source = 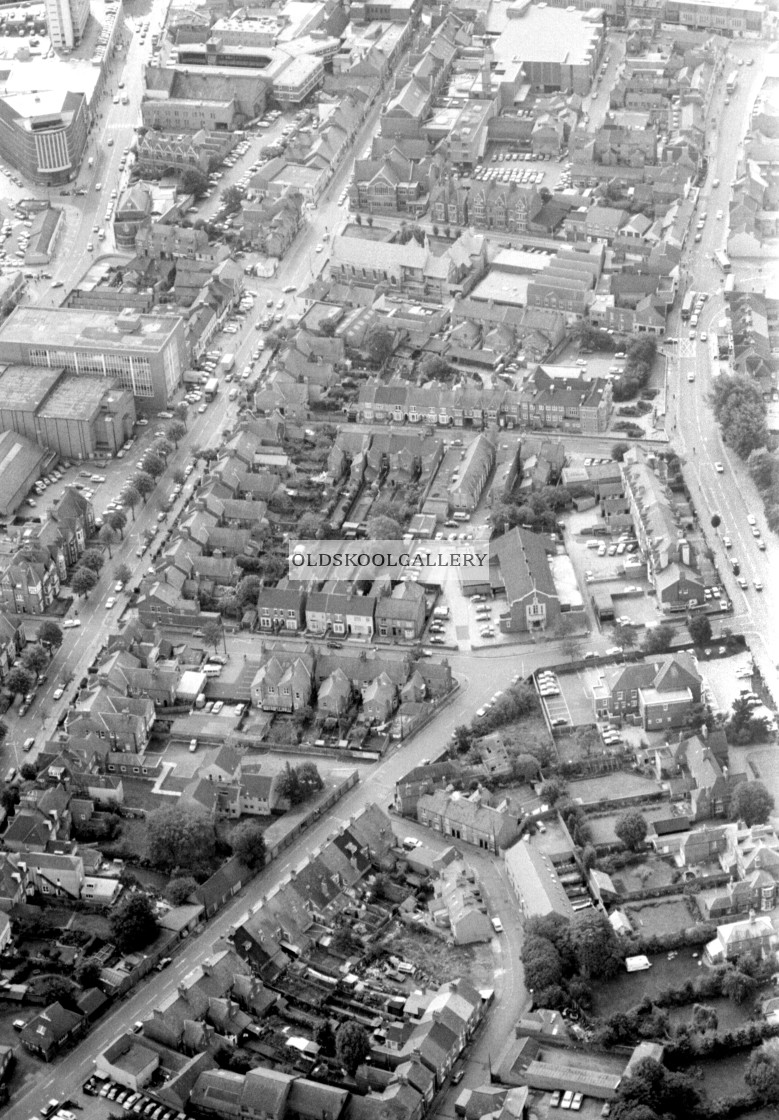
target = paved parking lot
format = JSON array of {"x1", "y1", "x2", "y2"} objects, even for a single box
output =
[
  {"x1": 699, "y1": 652, "x2": 755, "y2": 716},
  {"x1": 559, "y1": 669, "x2": 598, "y2": 726}
]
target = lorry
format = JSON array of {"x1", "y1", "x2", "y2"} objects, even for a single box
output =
[
  {"x1": 204, "y1": 377, "x2": 219, "y2": 401},
  {"x1": 219, "y1": 353, "x2": 235, "y2": 374}
]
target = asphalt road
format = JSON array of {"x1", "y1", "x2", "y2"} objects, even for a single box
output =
[{"x1": 666, "y1": 41, "x2": 779, "y2": 705}]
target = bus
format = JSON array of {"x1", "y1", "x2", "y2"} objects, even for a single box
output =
[
  {"x1": 726, "y1": 71, "x2": 738, "y2": 94},
  {"x1": 204, "y1": 377, "x2": 219, "y2": 401},
  {"x1": 714, "y1": 249, "x2": 731, "y2": 274},
  {"x1": 681, "y1": 291, "x2": 695, "y2": 320}
]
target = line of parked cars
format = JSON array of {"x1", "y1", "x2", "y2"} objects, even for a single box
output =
[
  {"x1": 83, "y1": 1075, "x2": 186, "y2": 1120},
  {"x1": 549, "y1": 1090, "x2": 584, "y2": 1110}
]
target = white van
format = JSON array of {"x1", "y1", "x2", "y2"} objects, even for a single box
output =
[{"x1": 202, "y1": 663, "x2": 223, "y2": 676}]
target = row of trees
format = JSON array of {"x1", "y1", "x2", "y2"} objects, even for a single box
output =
[
  {"x1": 710, "y1": 374, "x2": 769, "y2": 461},
  {"x1": 746, "y1": 446, "x2": 779, "y2": 535},
  {"x1": 612, "y1": 337, "x2": 658, "y2": 402}
]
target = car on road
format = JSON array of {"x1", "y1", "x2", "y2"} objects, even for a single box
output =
[
  {"x1": 491, "y1": 916, "x2": 503, "y2": 933},
  {"x1": 722, "y1": 536, "x2": 732, "y2": 548},
  {"x1": 316, "y1": 242, "x2": 324, "y2": 253},
  {"x1": 754, "y1": 579, "x2": 763, "y2": 591},
  {"x1": 748, "y1": 514, "x2": 756, "y2": 525},
  {"x1": 62, "y1": 619, "x2": 81, "y2": 628},
  {"x1": 687, "y1": 372, "x2": 695, "y2": 381},
  {"x1": 737, "y1": 576, "x2": 748, "y2": 590},
  {"x1": 189, "y1": 739, "x2": 198, "y2": 753},
  {"x1": 700, "y1": 332, "x2": 707, "y2": 342},
  {"x1": 752, "y1": 526, "x2": 761, "y2": 538},
  {"x1": 451, "y1": 1069, "x2": 464, "y2": 1085},
  {"x1": 53, "y1": 687, "x2": 64, "y2": 700},
  {"x1": 714, "y1": 462, "x2": 724, "y2": 473},
  {"x1": 105, "y1": 597, "x2": 116, "y2": 609}
]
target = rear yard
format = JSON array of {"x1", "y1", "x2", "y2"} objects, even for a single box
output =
[
  {"x1": 388, "y1": 927, "x2": 495, "y2": 988},
  {"x1": 624, "y1": 896, "x2": 694, "y2": 937}
]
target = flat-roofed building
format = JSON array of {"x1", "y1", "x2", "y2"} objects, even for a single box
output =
[
  {"x1": 45, "y1": 0, "x2": 89, "y2": 50},
  {"x1": 0, "y1": 307, "x2": 187, "y2": 412},
  {"x1": 0, "y1": 429, "x2": 47, "y2": 515},
  {"x1": 491, "y1": 2, "x2": 604, "y2": 97},
  {"x1": 0, "y1": 89, "x2": 88, "y2": 186},
  {"x1": 665, "y1": 0, "x2": 765, "y2": 34}
]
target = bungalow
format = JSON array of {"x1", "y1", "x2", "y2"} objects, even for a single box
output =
[{"x1": 21, "y1": 1002, "x2": 86, "y2": 1061}]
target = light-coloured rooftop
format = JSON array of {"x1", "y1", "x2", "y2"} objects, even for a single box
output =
[
  {"x1": 491, "y1": 2, "x2": 602, "y2": 67},
  {"x1": 0, "y1": 307, "x2": 182, "y2": 353}
]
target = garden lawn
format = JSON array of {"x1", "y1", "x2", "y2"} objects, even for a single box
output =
[
  {"x1": 591, "y1": 950, "x2": 708, "y2": 1017},
  {"x1": 624, "y1": 897, "x2": 695, "y2": 937}
]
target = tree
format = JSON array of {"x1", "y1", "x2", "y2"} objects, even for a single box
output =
[
  {"x1": 175, "y1": 401, "x2": 189, "y2": 427},
  {"x1": 230, "y1": 820, "x2": 267, "y2": 870},
  {"x1": 612, "y1": 1058, "x2": 701, "y2": 1120},
  {"x1": 110, "y1": 893, "x2": 158, "y2": 953},
  {"x1": 141, "y1": 451, "x2": 165, "y2": 478},
  {"x1": 5, "y1": 665, "x2": 34, "y2": 697},
  {"x1": 335, "y1": 1021, "x2": 370, "y2": 1076},
  {"x1": 202, "y1": 620, "x2": 225, "y2": 654},
  {"x1": 710, "y1": 373, "x2": 769, "y2": 459},
  {"x1": 298, "y1": 512, "x2": 322, "y2": 539},
  {"x1": 99, "y1": 523, "x2": 116, "y2": 558},
  {"x1": 0, "y1": 784, "x2": 19, "y2": 815},
  {"x1": 731, "y1": 780, "x2": 775, "y2": 826},
  {"x1": 513, "y1": 753, "x2": 542, "y2": 782},
  {"x1": 747, "y1": 447, "x2": 778, "y2": 492},
  {"x1": 366, "y1": 325, "x2": 394, "y2": 366},
  {"x1": 710, "y1": 513, "x2": 721, "y2": 530},
  {"x1": 20, "y1": 762, "x2": 37, "y2": 781},
  {"x1": 642, "y1": 624, "x2": 674, "y2": 654},
  {"x1": 181, "y1": 167, "x2": 209, "y2": 198},
  {"x1": 146, "y1": 804, "x2": 217, "y2": 874},
  {"x1": 691, "y1": 1003, "x2": 718, "y2": 1033},
  {"x1": 452, "y1": 725, "x2": 472, "y2": 754},
  {"x1": 611, "y1": 442, "x2": 630, "y2": 462},
  {"x1": 296, "y1": 761, "x2": 323, "y2": 796},
  {"x1": 687, "y1": 614, "x2": 712, "y2": 646},
  {"x1": 120, "y1": 484, "x2": 140, "y2": 520},
  {"x1": 538, "y1": 779, "x2": 567, "y2": 806},
  {"x1": 613, "y1": 623, "x2": 638, "y2": 650},
  {"x1": 23, "y1": 644, "x2": 49, "y2": 676},
  {"x1": 571, "y1": 910, "x2": 623, "y2": 979},
  {"x1": 521, "y1": 936, "x2": 563, "y2": 991},
  {"x1": 153, "y1": 438, "x2": 174, "y2": 461},
  {"x1": 315, "y1": 1020, "x2": 336, "y2": 1057},
  {"x1": 366, "y1": 515, "x2": 404, "y2": 540},
  {"x1": 276, "y1": 761, "x2": 302, "y2": 806},
  {"x1": 72, "y1": 566, "x2": 98, "y2": 597},
  {"x1": 75, "y1": 956, "x2": 103, "y2": 987},
  {"x1": 555, "y1": 615, "x2": 582, "y2": 661},
  {"x1": 165, "y1": 420, "x2": 186, "y2": 448},
  {"x1": 615, "y1": 811, "x2": 648, "y2": 852},
  {"x1": 37, "y1": 621, "x2": 63, "y2": 649},
  {"x1": 134, "y1": 471, "x2": 155, "y2": 501},
  {"x1": 109, "y1": 510, "x2": 127, "y2": 539},
  {"x1": 115, "y1": 563, "x2": 132, "y2": 585},
  {"x1": 722, "y1": 967, "x2": 757, "y2": 1004},
  {"x1": 165, "y1": 876, "x2": 198, "y2": 906},
  {"x1": 80, "y1": 547, "x2": 105, "y2": 573},
  {"x1": 172, "y1": 468, "x2": 186, "y2": 488},
  {"x1": 746, "y1": 1043, "x2": 779, "y2": 1104},
  {"x1": 236, "y1": 575, "x2": 261, "y2": 609},
  {"x1": 221, "y1": 185, "x2": 243, "y2": 213}
]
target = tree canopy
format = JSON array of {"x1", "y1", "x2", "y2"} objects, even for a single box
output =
[
  {"x1": 335, "y1": 1021, "x2": 370, "y2": 1075},
  {"x1": 110, "y1": 894, "x2": 159, "y2": 953},
  {"x1": 146, "y1": 804, "x2": 217, "y2": 874},
  {"x1": 231, "y1": 820, "x2": 267, "y2": 870},
  {"x1": 615, "y1": 811, "x2": 648, "y2": 852},
  {"x1": 72, "y1": 567, "x2": 98, "y2": 597},
  {"x1": 710, "y1": 374, "x2": 769, "y2": 459},
  {"x1": 571, "y1": 910, "x2": 623, "y2": 979},
  {"x1": 730, "y1": 780, "x2": 775, "y2": 826}
]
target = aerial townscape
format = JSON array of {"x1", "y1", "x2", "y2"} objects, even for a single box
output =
[{"x1": 1, "y1": 0, "x2": 779, "y2": 1118}]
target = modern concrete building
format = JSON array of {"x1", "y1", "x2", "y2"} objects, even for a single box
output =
[
  {"x1": 0, "y1": 89, "x2": 88, "y2": 186},
  {"x1": 0, "y1": 366, "x2": 136, "y2": 460},
  {"x1": 45, "y1": 0, "x2": 89, "y2": 50},
  {"x1": 0, "y1": 429, "x2": 47, "y2": 515},
  {"x1": 0, "y1": 308, "x2": 187, "y2": 411},
  {"x1": 491, "y1": 2, "x2": 604, "y2": 97}
]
